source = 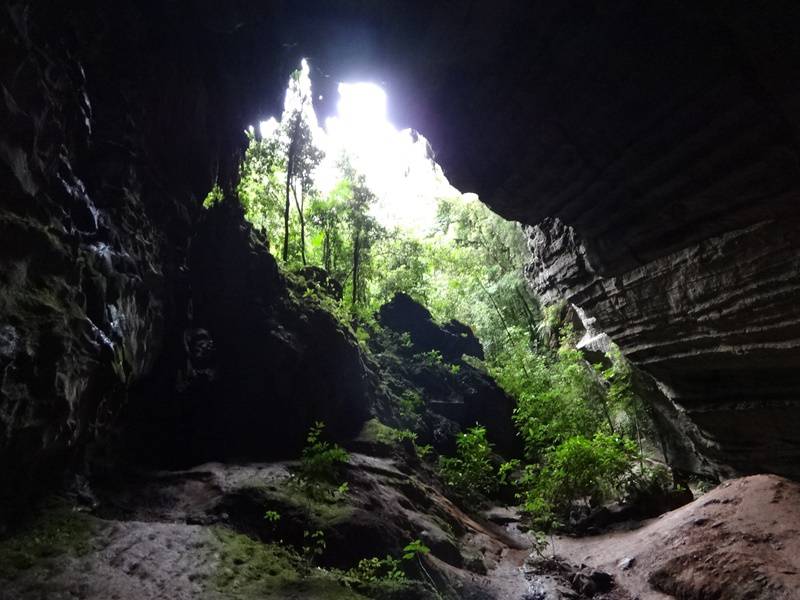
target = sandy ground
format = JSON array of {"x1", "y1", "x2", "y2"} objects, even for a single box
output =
[{"x1": 553, "y1": 474, "x2": 800, "y2": 599}]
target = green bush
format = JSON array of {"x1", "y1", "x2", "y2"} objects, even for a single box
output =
[
  {"x1": 438, "y1": 425, "x2": 496, "y2": 504},
  {"x1": 345, "y1": 555, "x2": 405, "y2": 584},
  {"x1": 494, "y1": 335, "x2": 607, "y2": 462},
  {"x1": 519, "y1": 433, "x2": 636, "y2": 529},
  {"x1": 398, "y1": 390, "x2": 424, "y2": 419}
]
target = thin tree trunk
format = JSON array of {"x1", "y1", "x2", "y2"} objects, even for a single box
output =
[
  {"x1": 476, "y1": 277, "x2": 531, "y2": 378},
  {"x1": 292, "y1": 182, "x2": 306, "y2": 265},
  {"x1": 323, "y1": 230, "x2": 331, "y2": 271},
  {"x1": 515, "y1": 285, "x2": 538, "y2": 340},
  {"x1": 283, "y1": 159, "x2": 292, "y2": 262},
  {"x1": 352, "y1": 229, "x2": 361, "y2": 312}
]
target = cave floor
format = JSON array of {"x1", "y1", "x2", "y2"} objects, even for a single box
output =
[
  {"x1": 2, "y1": 457, "x2": 799, "y2": 599},
  {"x1": 553, "y1": 474, "x2": 800, "y2": 599}
]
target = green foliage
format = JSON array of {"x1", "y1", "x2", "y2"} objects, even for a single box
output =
[
  {"x1": 398, "y1": 389, "x2": 424, "y2": 419},
  {"x1": 340, "y1": 539, "x2": 428, "y2": 590},
  {"x1": 498, "y1": 459, "x2": 521, "y2": 487},
  {"x1": 495, "y1": 332, "x2": 608, "y2": 462},
  {"x1": 345, "y1": 555, "x2": 405, "y2": 584},
  {"x1": 414, "y1": 444, "x2": 433, "y2": 459},
  {"x1": 302, "y1": 529, "x2": 327, "y2": 562},
  {"x1": 518, "y1": 433, "x2": 637, "y2": 529},
  {"x1": 264, "y1": 510, "x2": 281, "y2": 524},
  {"x1": 418, "y1": 349, "x2": 443, "y2": 367},
  {"x1": 203, "y1": 183, "x2": 224, "y2": 209},
  {"x1": 299, "y1": 422, "x2": 349, "y2": 489},
  {"x1": 401, "y1": 539, "x2": 431, "y2": 561},
  {"x1": 438, "y1": 425, "x2": 496, "y2": 504}
]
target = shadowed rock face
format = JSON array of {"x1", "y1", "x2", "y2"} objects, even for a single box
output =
[{"x1": 497, "y1": 5, "x2": 800, "y2": 478}]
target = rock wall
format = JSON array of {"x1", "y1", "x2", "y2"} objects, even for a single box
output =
[
  {"x1": 0, "y1": 2, "x2": 363, "y2": 516},
  {"x1": 494, "y1": 4, "x2": 800, "y2": 479}
]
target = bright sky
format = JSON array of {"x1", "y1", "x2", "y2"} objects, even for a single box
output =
[{"x1": 260, "y1": 60, "x2": 461, "y2": 235}]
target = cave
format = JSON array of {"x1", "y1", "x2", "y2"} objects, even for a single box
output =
[{"x1": 2, "y1": 2, "x2": 800, "y2": 598}]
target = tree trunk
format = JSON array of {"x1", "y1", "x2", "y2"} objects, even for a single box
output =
[
  {"x1": 283, "y1": 159, "x2": 292, "y2": 262},
  {"x1": 323, "y1": 227, "x2": 331, "y2": 272},
  {"x1": 352, "y1": 228, "x2": 361, "y2": 312},
  {"x1": 292, "y1": 182, "x2": 306, "y2": 265}
]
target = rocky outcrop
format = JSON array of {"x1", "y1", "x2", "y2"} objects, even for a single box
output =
[
  {"x1": 374, "y1": 294, "x2": 518, "y2": 457},
  {"x1": 0, "y1": 4, "x2": 193, "y2": 519},
  {"x1": 378, "y1": 293, "x2": 484, "y2": 363},
  {"x1": 121, "y1": 203, "x2": 372, "y2": 466},
  {"x1": 458, "y1": 4, "x2": 800, "y2": 479}
]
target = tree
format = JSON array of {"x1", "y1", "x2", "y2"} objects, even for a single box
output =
[
  {"x1": 339, "y1": 160, "x2": 382, "y2": 314},
  {"x1": 279, "y1": 60, "x2": 324, "y2": 264},
  {"x1": 237, "y1": 126, "x2": 284, "y2": 245}
]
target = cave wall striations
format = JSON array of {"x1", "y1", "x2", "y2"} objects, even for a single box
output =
[{"x1": 498, "y1": 6, "x2": 800, "y2": 479}]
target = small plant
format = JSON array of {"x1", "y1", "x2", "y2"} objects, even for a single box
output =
[
  {"x1": 299, "y1": 421, "x2": 349, "y2": 484},
  {"x1": 263, "y1": 509, "x2": 281, "y2": 537},
  {"x1": 345, "y1": 555, "x2": 405, "y2": 583},
  {"x1": 334, "y1": 482, "x2": 350, "y2": 499},
  {"x1": 498, "y1": 459, "x2": 521, "y2": 487},
  {"x1": 399, "y1": 331, "x2": 413, "y2": 349},
  {"x1": 448, "y1": 363, "x2": 461, "y2": 376},
  {"x1": 414, "y1": 443, "x2": 433, "y2": 459},
  {"x1": 419, "y1": 349, "x2": 443, "y2": 367},
  {"x1": 438, "y1": 425, "x2": 496, "y2": 504},
  {"x1": 341, "y1": 539, "x2": 430, "y2": 589},
  {"x1": 402, "y1": 539, "x2": 430, "y2": 560},
  {"x1": 394, "y1": 429, "x2": 417, "y2": 443},
  {"x1": 302, "y1": 529, "x2": 326, "y2": 562},
  {"x1": 264, "y1": 510, "x2": 281, "y2": 524}
]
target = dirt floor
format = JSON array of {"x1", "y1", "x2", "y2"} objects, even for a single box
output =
[{"x1": 553, "y1": 474, "x2": 800, "y2": 599}]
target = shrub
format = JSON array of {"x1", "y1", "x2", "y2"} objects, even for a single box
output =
[
  {"x1": 438, "y1": 425, "x2": 496, "y2": 503},
  {"x1": 494, "y1": 336, "x2": 606, "y2": 462},
  {"x1": 345, "y1": 555, "x2": 405, "y2": 583},
  {"x1": 341, "y1": 539, "x2": 429, "y2": 588},
  {"x1": 398, "y1": 390, "x2": 424, "y2": 419},
  {"x1": 519, "y1": 433, "x2": 636, "y2": 529},
  {"x1": 299, "y1": 421, "x2": 349, "y2": 485}
]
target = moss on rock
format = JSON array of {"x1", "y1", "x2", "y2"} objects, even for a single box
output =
[
  {"x1": 0, "y1": 502, "x2": 94, "y2": 580},
  {"x1": 211, "y1": 526, "x2": 366, "y2": 599}
]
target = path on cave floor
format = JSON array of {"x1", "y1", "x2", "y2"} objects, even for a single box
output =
[{"x1": 551, "y1": 474, "x2": 800, "y2": 600}]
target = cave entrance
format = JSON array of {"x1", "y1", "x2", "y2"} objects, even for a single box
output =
[{"x1": 222, "y1": 57, "x2": 535, "y2": 351}]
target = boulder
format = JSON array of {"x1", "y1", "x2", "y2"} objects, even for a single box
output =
[{"x1": 378, "y1": 293, "x2": 484, "y2": 363}]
